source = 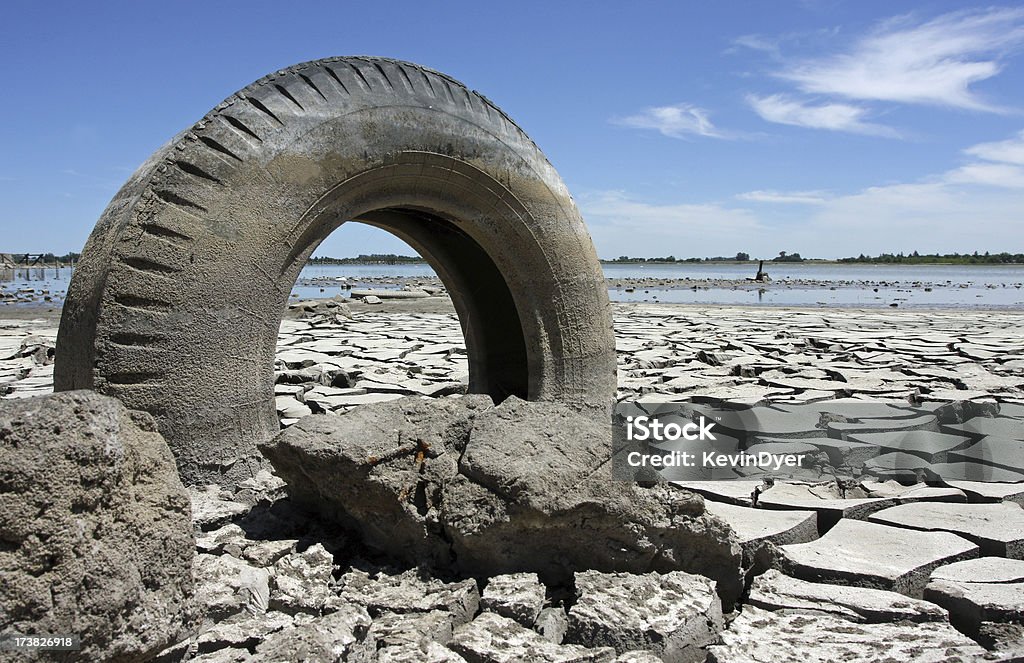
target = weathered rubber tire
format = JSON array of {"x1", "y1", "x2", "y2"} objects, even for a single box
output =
[{"x1": 55, "y1": 57, "x2": 616, "y2": 485}]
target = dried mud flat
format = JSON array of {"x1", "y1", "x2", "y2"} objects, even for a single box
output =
[{"x1": 3, "y1": 299, "x2": 1024, "y2": 661}]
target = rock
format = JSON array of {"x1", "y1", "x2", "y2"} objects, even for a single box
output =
[
  {"x1": 360, "y1": 610, "x2": 464, "y2": 662},
  {"x1": 702, "y1": 501, "x2": 817, "y2": 564},
  {"x1": 263, "y1": 397, "x2": 744, "y2": 607},
  {"x1": 450, "y1": 612, "x2": 616, "y2": 663},
  {"x1": 378, "y1": 641, "x2": 468, "y2": 662},
  {"x1": 672, "y1": 480, "x2": 761, "y2": 506},
  {"x1": 445, "y1": 399, "x2": 743, "y2": 605},
  {"x1": 858, "y1": 480, "x2": 966, "y2": 503},
  {"x1": 0, "y1": 391, "x2": 196, "y2": 661},
  {"x1": 366, "y1": 609, "x2": 457, "y2": 647},
  {"x1": 251, "y1": 603, "x2": 372, "y2": 661},
  {"x1": 778, "y1": 519, "x2": 979, "y2": 597},
  {"x1": 196, "y1": 523, "x2": 248, "y2": 555},
  {"x1": 274, "y1": 395, "x2": 313, "y2": 420},
  {"x1": 194, "y1": 553, "x2": 271, "y2": 621},
  {"x1": 241, "y1": 538, "x2": 297, "y2": 567},
  {"x1": 611, "y1": 653, "x2": 664, "y2": 663},
  {"x1": 194, "y1": 612, "x2": 293, "y2": 655},
  {"x1": 535, "y1": 607, "x2": 569, "y2": 644},
  {"x1": 755, "y1": 481, "x2": 897, "y2": 530},
  {"x1": 480, "y1": 573, "x2": 546, "y2": 627},
  {"x1": 868, "y1": 502, "x2": 1024, "y2": 558},
  {"x1": 190, "y1": 485, "x2": 250, "y2": 531},
  {"x1": 260, "y1": 395, "x2": 495, "y2": 569},
  {"x1": 706, "y1": 605, "x2": 986, "y2": 662},
  {"x1": 746, "y1": 570, "x2": 948, "y2": 623},
  {"x1": 565, "y1": 570, "x2": 723, "y2": 663},
  {"x1": 269, "y1": 543, "x2": 335, "y2": 614},
  {"x1": 942, "y1": 480, "x2": 1024, "y2": 505},
  {"x1": 338, "y1": 568, "x2": 480, "y2": 626},
  {"x1": 924, "y1": 557, "x2": 1024, "y2": 635},
  {"x1": 976, "y1": 622, "x2": 1024, "y2": 659}
]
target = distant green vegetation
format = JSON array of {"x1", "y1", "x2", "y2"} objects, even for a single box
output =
[
  {"x1": 605, "y1": 252, "x2": 753, "y2": 264},
  {"x1": 308, "y1": 254, "x2": 427, "y2": 265},
  {"x1": 2, "y1": 252, "x2": 81, "y2": 265},
  {"x1": 838, "y1": 251, "x2": 1024, "y2": 265}
]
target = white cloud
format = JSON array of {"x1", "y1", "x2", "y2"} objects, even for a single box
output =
[
  {"x1": 746, "y1": 94, "x2": 898, "y2": 137},
  {"x1": 615, "y1": 103, "x2": 727, "y2": 139},
  {"x1": 580, "y1": 131, "x2": 1024, "y2": 258},
  {"x1": 946, "y1": 162, "x2": 1024, "y2": 189},
  {"x1": 736, "y1": 189, "x2": 829, "y2": 204},
  {"x1": 964, "y1": 130, "x2": 1024, "y2": 165},
  {"x1": 778, "y1": 7, "x2": 1024, "y2": 111}
]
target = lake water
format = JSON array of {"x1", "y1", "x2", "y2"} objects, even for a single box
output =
[{"x1": 3, "y1": 262, "x2": 1024, "y2": 309}]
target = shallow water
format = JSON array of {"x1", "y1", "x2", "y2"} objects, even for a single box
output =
[{"x1": 4, "y1": 263, "x2": 1024, "y2": 309}]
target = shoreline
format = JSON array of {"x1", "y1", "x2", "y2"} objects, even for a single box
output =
[{"x1": 6, "y1": 295, "x2": 1024, "y2": 323}]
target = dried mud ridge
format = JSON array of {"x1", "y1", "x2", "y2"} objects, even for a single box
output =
[{"x1": 2, "y1": 302, "x2": 1024, "y2": 661}]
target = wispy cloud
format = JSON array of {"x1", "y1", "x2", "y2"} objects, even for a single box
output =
[
  {"x1": 736, "y1": 189, "x2": 830, "y2": 205},
  {"x1": 746, "y1": 94, "x2": 899, "y2": 137},
  {"x1": 778, "y1": 8, "x2": 1024, "y2": 111},
  {"x1": 615, "y1": 103, "x2": 728, "y2": 139},
  {"x1": 946, "y1": 130, "x2": 1024, "y2": 188},
  {"x1": 964, "y1": 130, "x2": 1024, "y2": 165},
  {"x1": 581, "y1": 130, "x2": 1024, "y2": 258}
]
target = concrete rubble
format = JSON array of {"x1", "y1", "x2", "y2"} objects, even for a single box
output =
[{"x1": 0, "y1": 392, "x2": 196, "y2": 662}]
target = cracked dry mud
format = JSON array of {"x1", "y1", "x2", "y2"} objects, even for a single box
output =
[{"x1": 3, "y1": 300, "x2": 1024, "y2": 661}]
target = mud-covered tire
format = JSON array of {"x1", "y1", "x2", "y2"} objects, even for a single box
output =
[{"x1": 55, "y1": 57, "x2": 616, "y2": 485}]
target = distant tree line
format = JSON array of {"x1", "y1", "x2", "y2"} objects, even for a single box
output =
[
  {"x1": 4, "y1": 252, "x2": 81, "y2": 264},
  {"x1": 838, "y1": 251, "x2": 1024, "y2": 265},
  {"x1": 606, "y1": 252, "x2": 753, "y2": 263},
  {"x1": 308, "y1": 254, "x2": 427, "y2": 265}
]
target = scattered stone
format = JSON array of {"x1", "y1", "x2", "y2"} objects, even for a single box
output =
[
  {"x1": 269, "y1": 543, "x2": 335, "y2": 614},
  {"x1": 190, "y1": 485, "x2": 250, "y2": 531},
  {"x1": 565, "y1": 570, "x2": 723, "y2": 663},
  {"x1": 194, "y1": 554, "x2": 271, "y2": 621},
  {"x1": 706, "y1": 605, "x2": 986, "y2": 662},
  {"x1": 535, "y1": 607, "x2": 569, "y2": 644},
  {"x1": 241, "y1": 538, "x2": 297, "y2": 567},
  {"x1": 779, "y1": 519, "x2": 979, "y2": 597},
  {"x1": 337, "y1": 568, "x2": 480, "y2": 626},
  {"x1": 251, "y1": 603, "x2": 372, "y2": 661},
  {"x1": 264, "y1": 397, "x2": 744, "y2": 606},
  {"x1": 480, "y1": 573, "x2": 546, "y2": 627},
  {"x1": 746, "y1": 570, "x2": 947, "y2": 623},
  {"x1": 0, "y1": 391, "x2": 196, "y2": 661},
  {"x1": 196, "y1": 523, "x2": 248, "y2": 555},
  {"x1": 194, "y1": 612, "x2": 293, "y2": 655},
  {"x1": 450, "y1": 612, "x2": 616, "y2": 663}
]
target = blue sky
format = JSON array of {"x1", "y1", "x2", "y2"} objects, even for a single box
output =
[{"x1": 2, "y1": 0, "x2": 1023, "y2": 259}]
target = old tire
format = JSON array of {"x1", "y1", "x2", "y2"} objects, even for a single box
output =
[{"x1": 55, "y1": 56, "x2": 616, "y2": 485}]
